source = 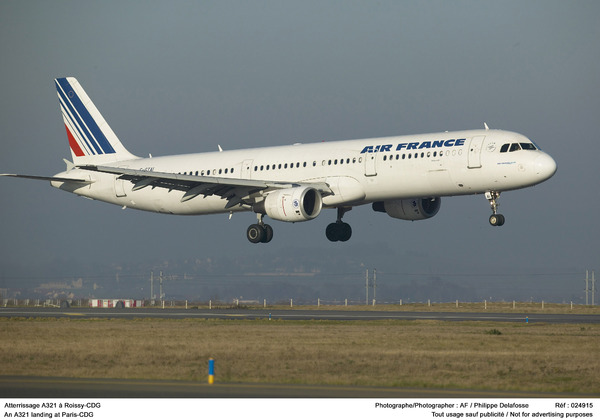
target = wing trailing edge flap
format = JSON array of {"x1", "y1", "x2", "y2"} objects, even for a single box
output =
[{"x1": 79, "y1": 165, "x2": 333, "y2": 208}]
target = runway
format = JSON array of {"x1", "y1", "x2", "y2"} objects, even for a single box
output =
[
  {"x1": 1, "y1": 306, "x2": 599, "y2": 324},
  {"x1": 1, "y1": 376, "x2": 591, "y2": 398}
]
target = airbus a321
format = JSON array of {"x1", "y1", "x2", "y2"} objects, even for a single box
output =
[{"x1": 1, "y1": 77, "x2": 557, "y2": 243}]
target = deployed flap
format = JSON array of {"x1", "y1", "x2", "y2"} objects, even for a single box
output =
[{"x1": 78, "y1": 165, "x2": 333, "y2": 207}]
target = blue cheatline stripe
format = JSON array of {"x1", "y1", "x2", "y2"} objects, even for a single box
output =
[
  {"x1": 57, "y1": 90, "x2": 97, "y2": 156},
  {"x1": 55, "y1": 78, "x2": 116, "y2": 155},
  {"x1": 62, "y1": 108, "x2": 94, "y2": 156},
  {"x1": 55, "y1": 79, "x2": 102, "y2": 155},
  {"x1": 60, "y1": 102, "x2": 95, "y2": 155},
  {"x1": 56, "y1": 78, "x2": 116, "y2": 155}
]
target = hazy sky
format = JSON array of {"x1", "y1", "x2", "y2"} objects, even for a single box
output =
[{"x1": 1, "y1": 1, "x2": 598, "y2": 300}]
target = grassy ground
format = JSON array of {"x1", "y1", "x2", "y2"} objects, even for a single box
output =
[{"x1": 1, "y1": 317, "x2": 598, "y2": 393}]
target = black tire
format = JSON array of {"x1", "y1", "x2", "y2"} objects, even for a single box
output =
[
  {"x1": 326, "y1": 223, "x2": 339, "y2": 242},
  {"x1": 338, "y1": 222, "x2": 352, "y2": 242},
  {"x1": 247, "y1": 224, "x2": 265, "y2": 243},
  {"x1": 489, "y1": 214, "x2": 505, "y2": 226},
  {"x1": 115, "y1": 301, "x2": 124, "y2": 309},
  {"x1": 60, "y1": 300, "x2": 70, "y2": 309},
  {"x1": 261, "y1": 224, "x2": 274, "y2": 243}
]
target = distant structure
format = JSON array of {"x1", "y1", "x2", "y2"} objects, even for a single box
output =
[
  {"x1": 89, "y1": 299, "x2": 144, "y2": 308},
  {"x1": 585, "y1": 270, "x2": 596, "y2": 305}
]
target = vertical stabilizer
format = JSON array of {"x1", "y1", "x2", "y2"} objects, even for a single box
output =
[{"x1": 55, "y1": 77, "x2": 138, "y2": 165}]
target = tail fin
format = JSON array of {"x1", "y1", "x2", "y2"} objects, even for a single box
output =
[{"x1": 55, "y1": 77, "x2": 138, "y2": 165}]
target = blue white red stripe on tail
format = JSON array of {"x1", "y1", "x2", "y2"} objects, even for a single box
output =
[{"x1": 55, "y1": 77, "x2": 116, "y2": 156}]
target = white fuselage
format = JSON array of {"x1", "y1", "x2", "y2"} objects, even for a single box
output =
[{"x1": 51, "y1": 128, "x2": 556, "y2": 216}]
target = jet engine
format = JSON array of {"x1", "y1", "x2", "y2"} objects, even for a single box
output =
[
  {"x1": 372, "y1": 197, "x2": 441, "y2": 221},
  {"x1": 256, "y1": 187, "x2": 323, "y2": 222}
]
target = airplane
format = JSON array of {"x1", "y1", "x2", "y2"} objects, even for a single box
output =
[{"x1": 1, "y1": 77, "x2": 557, "y2": 244}]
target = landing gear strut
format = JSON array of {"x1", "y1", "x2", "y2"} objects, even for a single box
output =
[
  {"x1": 486, "y1": 191, "x2": 505, "y2": 227},
  {"x1": 247, "y1": 214, "x2": 273, "y2": 243},
  {"x1": 326, "y1": 207, "x2": 352, "y2": 242}
]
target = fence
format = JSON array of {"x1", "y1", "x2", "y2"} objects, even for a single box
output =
[{"x1": 2, "y1": 297, "x2": 598, "y2": 312}]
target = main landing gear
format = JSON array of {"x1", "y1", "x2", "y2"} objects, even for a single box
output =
[
  {"x1": 326, "y1": 207, "x2": 352, "y2": 242},
  {"x1": 486, "y1": 191, "x2": 505, "y2": 227},
  {"x1": 246, "y1": 208, "x2": 355, "y2": 244},
  {"x1": 247, "y1": 214, "x2": 273, "y2": 243}
]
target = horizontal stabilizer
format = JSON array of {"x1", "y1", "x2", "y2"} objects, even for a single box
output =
[{"x1": 0, "y1": 173, "x2": 91, "y2": 183}]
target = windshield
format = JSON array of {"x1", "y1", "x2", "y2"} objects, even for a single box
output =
[
  {"x1": 500, "y1": 142, "x2": 538, "y2": 153},
  {"x1": 520, "y1": 143, "x2": 537, "y2": 151}
]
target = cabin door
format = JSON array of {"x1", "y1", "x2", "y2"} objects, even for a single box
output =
[{"x1": 467, "y1": 136, "x2": 485, "y2": 169}]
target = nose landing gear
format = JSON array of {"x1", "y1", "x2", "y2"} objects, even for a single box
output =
[{"x1": 486, "y1": 191, "x2": 505, "y2": 226}]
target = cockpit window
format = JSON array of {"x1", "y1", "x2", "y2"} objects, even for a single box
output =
[
  {"x1": 500, "y1": 142, "x2": 537, "y2": 153},
  {"x1": 520, "y1": 143, "x2": 536, "y2": 150}
]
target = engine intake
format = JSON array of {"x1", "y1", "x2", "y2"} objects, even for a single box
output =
[
  {"x1": 256, "y1": 187, "x2": 323, "y2": 222},
  {"x1": 372, "y1": 197, "x2": 441, "y2": 221}
]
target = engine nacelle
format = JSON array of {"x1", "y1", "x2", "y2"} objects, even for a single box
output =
[
  {"x1": 257, "y1": 187, "x2": 323, "y2": 222},
  {"x1": 372, "y1": 197, "x2": 441, "y2": 221}
]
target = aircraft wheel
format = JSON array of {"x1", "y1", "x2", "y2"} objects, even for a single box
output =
[
  {"x1": 489, "y1": 214, "x2": 505, "y2": 227},
  {"x1": 261, "y1": 224, "x2": 274, "y2": 243},
  {"x1": 326, "y1": 223, "x2": 339, "y2": 242},
  {"x1": 326, "y1": 222, "x2": 352, "y2": 242},
  {"x1": 247, "y1": 224, "x2": 265, "y2": 243},
  {"x1": 338, "y1": 222, "x2": 352, "y2": 242}
]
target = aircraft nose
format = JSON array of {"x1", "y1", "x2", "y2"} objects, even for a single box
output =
[{"x1": 533, "y1": 152, "x2": 557, "y2": 182}]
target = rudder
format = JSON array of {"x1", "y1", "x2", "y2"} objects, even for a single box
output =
[{"x1": 55, "y1": 77, "x2": 137, "y2": 164}]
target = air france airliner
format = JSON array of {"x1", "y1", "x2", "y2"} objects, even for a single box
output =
[{"x1": 1, "y1": 77, "x2": 557, "y2": 243}]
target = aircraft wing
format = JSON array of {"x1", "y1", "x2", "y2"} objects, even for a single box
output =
[{"x1": 79, "y1": 165, "x2": 333, "y2": 209}]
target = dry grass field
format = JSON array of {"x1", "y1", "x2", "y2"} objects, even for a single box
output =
[{"x1": 0, "y1": 317, "x2": 598, "y2": 393}]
